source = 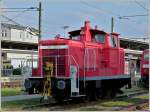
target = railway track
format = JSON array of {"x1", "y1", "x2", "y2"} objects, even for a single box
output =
[
  {"x1": 22, "y1": 88, "x2": 148, "y2": 111},
  {"x1": 116, "y1": 89, "x2": 148, "y2": 99},
  {"x1": 121, "y1": 101, "x2": 149, "y2": 111}
]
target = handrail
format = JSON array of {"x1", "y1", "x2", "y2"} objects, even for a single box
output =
[
  {"x1": 40, "y1": 55, "x2": 79, "y2": 76},
  {"x1": 69, "y1": 55, "x2": 79, "y2": 86},
  {"x1": 93, "y1": 49, "x2": 96, "y2": 71}
]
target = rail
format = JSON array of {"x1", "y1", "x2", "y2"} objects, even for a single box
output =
[{"x1": 22, "y1": 87, "x2": 148, "y2": 111}]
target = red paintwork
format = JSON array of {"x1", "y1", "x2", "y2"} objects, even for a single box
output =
[
  {"x1": 32, "y1": 68, "x2": 38, "y2": 77},
  {"x1": 140, "y1": 49, "x2": 149, "y2": 77},
  {"x1": 32, "y1": 21, "x2": 125, "y2": 79}
]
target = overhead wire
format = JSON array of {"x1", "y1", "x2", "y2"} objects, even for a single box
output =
[
  {"x1": 1, "y1": 7, "x2": 37, "y2": 9},
  {"x1": 1, "y1": 7, "x2": 39, "y2": 36},
  {"x1": 119, "y1": 14, "x2": 148, "y2": 18},
  {"x1": 3, "y1": 8, "x2": 37, "y2": 23},
  {"x1": 134, "y1": 0, "x2": 148, "y2": 11},
  {"x1": 80, "y1": 0, "x2": 121, "y2": 17},
  {"x1": 1, "y1": 15, "x2": 21, "y2": 25},
  {"x1": 80, "y1": 0, "x2": 148, "y2": 20},
  {"x1": 2, "y1": 15, "x2": 38, "y2": 36},
  {"x1": 80, "y1": 0, "x2": 144, "y2": 27},
  {"x1": 80, "y1": 0, "x2": 138, "y2": 22},
  {"x1": 2, "y1": 1, "x2": 148, "y2": 38},
  {"x1": 2, "y1": 10, "x2": 38, "y2": 12},
  {"x1": 79, "y1": 0, "x2": 147, "y2": 36},
  {"x1": 1, "y1": 7, "x2": 38, "y2": 23}
]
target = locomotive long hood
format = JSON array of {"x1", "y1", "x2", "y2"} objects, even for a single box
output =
[{"x1": 39, "y1": 38, "x2": 69, "y2": 45}]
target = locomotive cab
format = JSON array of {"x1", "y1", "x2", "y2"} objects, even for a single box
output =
[{"x1": 140, "y1": 49, "x2": 149, "y2": 87}]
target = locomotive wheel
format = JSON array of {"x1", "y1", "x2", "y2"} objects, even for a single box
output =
[
  {"x1": 54, "y1": 95, "x2": 70, "y2": 103},
  {"x1": 80, "y1": 96, "x2": 87, "y2": 103},
  {"x1": 106, "y1": 88, "x2": 116, "y2": 99},
  {"x1": 85, "y1": 90, "x2": 96, "y2": 101},
  {"x1": 110, "y1": 91, "x2": 116, "y2": 98},
  {"x1": 94, "y1": 89, "x2": 100, "y2": 101},
  {"x1": 28, "y1": 87, "x2": 34, "y2": 94},
  {"x1": 85, "y1": 92, "x2": 92, "y2": 102},
  {"x1": 54, "y1": 95, "x2": 64, "y2": 103},
  {"x1": 96, "y1": 89, "x2": 104, "y2": 99},
  {"x1": 99, "y1": 88, "x2": 107, "y2": 99},
  {"x1": 116, "y1": 89, "x2": 123, "y2": 94},
  {"x1": 85, "y1": 89, "x2": 99, "y2": 101},
  {"x1": 28, "y1": 89, "x2": 33, "y2": 94}
]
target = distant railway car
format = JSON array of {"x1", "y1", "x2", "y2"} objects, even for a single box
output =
[
  {"x1": 140, "y1": 49, "x2": 149, "y2": 87},
  {"x1": 24, "y1": 21, "x2": 131, "y2": 102}
]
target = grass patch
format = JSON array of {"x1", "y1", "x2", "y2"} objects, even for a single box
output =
[
  {"x1": 1, "y1": 98, "x2": 40, "y2": 111},
  {"x1": 1, "y1": 87, "x2": 24, "y2": 96},
  {"x1": 80, "y1": 107, "x2": 100, "y2": 111},
  {"x1": 100, "y1": 100, "x2": 133, "y2": 107},
  {"x1": 134, "y1": 94, "x2": 149, "y2": 100},
  {"x1": 124, "y1": 94, "x2": 149, "y2": 104},
  {"x1": 100, "y1": 93, "x2": 149, "y2": 108}
]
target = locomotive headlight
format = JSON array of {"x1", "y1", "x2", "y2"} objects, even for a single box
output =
[{"x1": 57, "y1": 80, "x2": 66, "y2": 90}]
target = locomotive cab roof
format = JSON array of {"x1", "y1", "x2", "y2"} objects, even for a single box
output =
[
  {"x1": 68, "y1": 29, "x2": 107, "y2": 36},
  {"x1": 68, "y1": 21, "x2": 119, "y2": 43}
]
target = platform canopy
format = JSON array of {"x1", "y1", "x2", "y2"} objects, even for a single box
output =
[{"x1": 119, "y1": 37, "x2": 149, "y2": 51}]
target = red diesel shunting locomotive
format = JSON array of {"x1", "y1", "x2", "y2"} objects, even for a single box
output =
[
  {"x1": 140, "y1": 49, "x2": 149, "y2": 88},
  {"x1": 24, "y1": 21, "x2": 131, "y2": 102}
]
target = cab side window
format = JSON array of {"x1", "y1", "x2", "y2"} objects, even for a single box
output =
[
  {"x1": 109, "y1": 35, "x2": 116, "y2": 47},
  {"x1": 95, "y1": 34, "x2": 105, "y2": 43},
  {"x1": 144, "y1": 53, "x2": 149, "y2": 61},
  {"x1": 70, "y1": 35, "x2": 80, "y2": 41}
]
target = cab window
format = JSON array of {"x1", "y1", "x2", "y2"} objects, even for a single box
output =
[
  {"x1": 70, "y1": 35, "x2": 80, "y2": 40},
  {"x1": 72, "y1": 35, "x2": 80, "y2": 40},
  {"x1": 109, "y1": 35, "x2": 116, "y2": 47},
  {"x1": 95, "y1": 34, "x2": 105, "y2": 43},
  {"x1": 144, "y1": 53, "x2": 149, "y2": 61}
]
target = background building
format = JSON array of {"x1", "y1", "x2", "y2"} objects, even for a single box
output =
[{"x1": 1, "y1": 23, "x2": 38, "y2": 76}]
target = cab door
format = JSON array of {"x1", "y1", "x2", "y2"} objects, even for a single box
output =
[{"x1": 109, "y1": 34, "x2": 120, "y2": 74}]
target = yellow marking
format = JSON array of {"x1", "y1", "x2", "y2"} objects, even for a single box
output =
[{"x1": 42, "y1": 62, "x2": 53, "y2": 97}]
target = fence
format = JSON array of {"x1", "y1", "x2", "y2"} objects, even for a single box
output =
[
  {"x1": 1, "y1": 57, "x2": 38, "y2": 88},
  {"x1": 1, "y1": 76, "x2": 23, "y2": 88},
  {"x1": 2, "y1": 69, "x2": 13, "y2": 76}
]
